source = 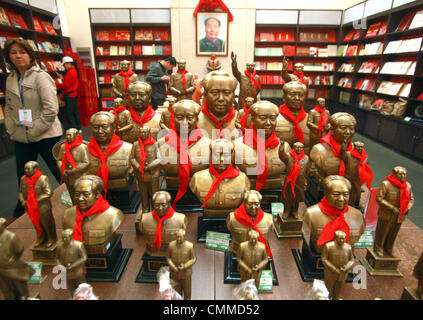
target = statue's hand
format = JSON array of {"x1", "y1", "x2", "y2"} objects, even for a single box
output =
[{"x1": 393, "y1": 207, "x2": 401, "y2": 215}]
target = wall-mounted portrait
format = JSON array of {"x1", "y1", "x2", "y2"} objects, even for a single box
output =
[{"x1": 196, "y1": 12, "x2": 228, "y2": 56}]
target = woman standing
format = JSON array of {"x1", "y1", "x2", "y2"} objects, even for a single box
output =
[
  {"x1": 3, "y1": 38, "x2": 63, "y2": 217},
  {"x1": 56, "y1": 56, "x2": 80, "y2": 130}
]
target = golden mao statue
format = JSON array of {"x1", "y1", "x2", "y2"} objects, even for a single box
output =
[
  {"x1": 235, "y1": 96, "x2": 254, "y2": 133},
  {"x1": 115, "y1": 109, "x2": 139, "y2": 143},
  {"x1": 62, "y1": 175, "x2": 124, "y2": 255},
  {"x1": 307, "y1": 97, "x2": 330, "y2": 151},
  {"x1": 112, "y1": 60, "x2": 138, "y2": 107},
  {"x1": 0, "y1": 218, "x2": 35, "y2": 300},
  {"x1": 167, "y1": 229, "x2": 197, "y2": 300},
  {"x1": 231, "y1": 52, "x2": 261, "y2": 110},
  {"x1": 19, "y1": 161, "x2": 57, "y2": 248},
  {"x1": 233, "y1": 101, "x2": 290, "y2": 190},
  {"x1": 160, "y1": 96, "x2": 177, "y2": 130},
  {"x1": 189, "y1": 139, "x2": 251, "y2": 218},
  {"x1": 168, "y1": 60, "x2": 196, "y2": 101},
  {"x1": 303, "y1": 175, "x2": 365, "y2": 253},
  {"x1": 57, "y1": 128, "x2": 90, "y2": 204},
  {"x1": 321, "y1": 230, "x2": 355, "y2": 300},
  {"x1": 281, "y1": 57, "x2": 310, "y2": 87},
  {"x1": 206, "y1": 53, "x2": 221, "y2": 73}
]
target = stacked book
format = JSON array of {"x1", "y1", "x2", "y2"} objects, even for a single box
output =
[
  {"x1": 256, "y1": 30, "x2": 295, "y2": 42},
  {"x1": 302, "y1": 62, "x2": 335, "y2": 72},
  {"x1": 96, "y1": 46, "x2": 132, "y2": 56},
  {"x1": 377, "y1": 81, "x2": 412, "y2": 97},
  {"x1": 358, "y1": 42, "x2": 384, "y2": 56},
  {"x1": 355, "y1": 78, "x2": 377, "y2": 92},
  {"x1": 40, "y1": 60, "x2": 65, "y2": 72},
  {"x1": 337, "y1": 44, "x2": 358, "y2": 56},
  {"x1": 384, "y1": 37, "x2": 422, "y2": 54},
  {"x1": 396, "y1": 9, "x2": 423, "y2": 31},
  {"x1": 365, "y1": 21, "x2": 388, "y2": 38},
  {"x1": 98, "y1": 60, "x2": 134, "y2": 70},
  {"x1": 309, "y1": 75, "x2": 334, "y2": 85},
  {"x1": 357, "y1": 61, "x2": 380, "y2": 73},
  {"x1": 255, "y1": 47, "x2": 283, "y2": 56},
  {"x1": 95, "y1": 29, "x2": 130, "y2": 41},
  {"x1": 380, "y1": 61, "x2": 416, "y2": 75},
  {"x1": 343, "y1": 29, "x2": 360, "y2": 42},
  {"x1": 135, "y1": 29, "x2": 170, "y2": 41},
  {"x1": 296, "y1": 45, "x2": 338, "y2": 57},
  {"x1": 37, "y1": 41, "x2": 63, "y2": 53}
]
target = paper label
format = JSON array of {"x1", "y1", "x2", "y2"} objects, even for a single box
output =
[
  {"x1": 354, "y1": 230, "x2": 374, "y2": 248},
  {"x1": 27, "y1": 262, "x2": 42, "y2": 284},
  {"x1": 271, "y1": 203, "x2": 284, "y2": 217},
  {"x1": 60, "y1": 191, "x2": 72, "y2": 207},
  {"x1": 259, "y1": 270, "x2": 273, "y2": 292},
  {"x1": 18, "y1": 109, "x2": 32, "y2": 126},
  {"x1": 205, "y1": 231, "x2": 230, "y2": 252}
]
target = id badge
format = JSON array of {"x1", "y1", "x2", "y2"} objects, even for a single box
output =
[{"x1": 19, "y1": 109, "x2": 33, "y2": 127}]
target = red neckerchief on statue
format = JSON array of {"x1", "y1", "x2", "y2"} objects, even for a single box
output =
[
  {"x1": 350, "y1": 147, "x2": 374, "y2": 189},
  {"x1": 292, "y1": 71, "x2": 306, "y2": 86},
  {"x1": 128, "y1": 105, "x2": 156, "y2": 127},
  {"x1": 111, "y1": 105, "x2": 126, "y2": 117},
  {"x1": 202, "y1": 101, "x2": 236, "y2": 138},
  {"x1": 210, "y1": 56, "x2": 216, "y2": 69},
  {"x1": 243, "y1": 126, "x2": 279, "y2": 191},
  {"x1": 240, "y1": 104, "x2": 250, "y2": 133},
  {"x1": 25, "y1": 170, "x2": 43, "y2": 237},
  {"x1": 87, "y1": 134, "x2": 124, "y2": 196},
  {"x1": 202, "y1": 163, "x2": 240, "y2": 208},
  {"x1": 386, "y1": 174, "x2": 410, "y2": 221},
  {"x1": 152, "y1": 207, "x2": 175, "y2": 251},
  {"x1": 319, "y1": 133, "x2": 352, "y2": 176},
  {"x1": 73, "y1": 195, "x2": 111, "y2": 242},
  {"x1": 118, "y1": 69, "x2": 135, "y2": 92},
  {"x1": 138, "y1": 135, "x2": 156, "y2": 178},
  {"x1": 165, "y1": 128, "x2": 203, "y2": 209},
  {"x1": 283, "y1": 149, "x2": 305, "y2": 198},
  {"x1": 167, "y1": 105, "x2": 175, "y2": 131},
  {"x1": 60, "y1": 135, "x2": 83, "y2": 183},
  {"x1": 279, "y1": 104, "x2": 307, "y2": 144},
  {"x1": 313, "y1": 105, "x2": 328, "y2": 137},
  {"x1": 317, "y1": 196, "x2": 350, "y2": 247},
  {"x1": 177, "y1": 69, "x2": 188, "y2": 90},
  {"x1": 234, "y1": 203, "x2": 273, "y2": 258},
  {"x1": 244, "y1": 69, "x2": 261, "y2": 95}
]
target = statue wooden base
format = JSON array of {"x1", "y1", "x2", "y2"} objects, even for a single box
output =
[
  {"x1": 360, "y1": 248, "x2": 403, "y2": 277},
  {"x1": 259, "y1": 188, "x2": 282, "y2": 212},
  {"x1": 304, "y1": 176, "x2": 323, "y2": 206},
  {"x1": 85, "y1": 234, "x2": 133, "y2": 282},
  {"x1": 401, "y1": 286, "x2": 421, "y2": 300},
  {"x1": 197, "y1": 215, "x2": 230, "y2": 243},
  {"x1": 135, "y1": 253, "x2": 168, "y2": 284},
  {"x1": 106, "y1": 177, "x2": 140, "y2": 214},
  {"x1": 274, "y1": 215, "x2": 303, "y2": 239},
  {"x1": 30, "y1": 242, "x2": 58, "y2": 266},
  {"x1": 223, "y1": 251, "x2": 279, "y2": 285},
  {"x1": 292, "y1": 236, "x2": 357, "y2": 282},
  {"x1": 165, "y1": 187, "x2": 203, "y2": 213}
]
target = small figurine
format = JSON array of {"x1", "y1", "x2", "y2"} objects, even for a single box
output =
[
  {"x1": 56, "y1": 229, "x2": 87, "y2": 298},
  {"x1": 206, "y1": 53, "x2": 221, "y2": 73},
  {"x1": 321, "y1": 230, "x2": 355, "y2": 300},
  {"x1": 56, "y1": 128, "x2": 90, "y2": 204},
  {"x1": 307, "y1": 97, "x2": 330, "y2": 151},
  {"x1": 281, "y1": 57, "x2": 310, "y2": 87},
  {"x1": 168, "y1": 60, "x2": 196, "y2": 101},
  {"x1": 237, "y1": 230, "x2": 269, "y2": 288},
  {"x1": 160, "y1": 96, "x2": 177, "y2": 130},
  {"x1": 231, "y1": 52, "x2": 261, "y2": 110},
  {"x1": 114, "y1": 97, "x2": 124, "y2": 108},
  {"x1": 19, "y1": 161, "x2": 57, "y2": 248},
  {"x1": 115, "y1": 109, "x2": 139, "y2": 143},
  {"x1": 139, "y1": 191, "x2": 187, "y2": 256},
  {"x1": 62, "y1": 175, "x2": 124, "y2": 254},
  {"x1": 112, "y1": 60, "x2": 138, "y2": 107},
  {"x1": 235, "y1": 96, "x2": 254, "y2": 133},
  {"x1": 374, "y1": 166, "x2": 414, "y2": 257},
  {"x1": 167, "y1": 229, "x2": 197, "y2": 300},
  {"x1": 130, "y1": 126, "x2": 161, "y2": 213},
  {"x1": 0, "y1": 218, "x2": 35, "y2": 300}
]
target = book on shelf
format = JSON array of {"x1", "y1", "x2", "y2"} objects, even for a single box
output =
[
  {"x1": 345, "y1": 45, "x2": 358, "y2": 56},
  {"x1": 0, "y1": 7, "x2": 10, "y2": 26},
  {"x1": 378, "y1": 22, "x2": 388, "y2": 36},
  {"x1": 258, "y1": 32, "x2": 275, "y2": 42},
  {"x1": 337, "y1": 77, "x2": 353, "y2": 88},
  {"x1": 359, "y1": 42, "x2": 383, "y2": 56},
  {"x1": 343, "y1": 30, "x2": 358, "y2": 42},
  {"x1": 118, "y1": 46, "x2": 126, "y2": 56},
  {"x1": 98, "y1": 61, "x2": 106, "y2": 70},
  {"x1": 378, "y1": 81, "x2": 410, "y2": 96},
  {"x1": 338, "y1": 63, "x2": 355, "y2": 73},
  {"x1": 255, "y1": 47, "x2": 283, "y2": 56},
  {"x1": 337, "y1": 45, "x2": 346, "y2": 56},
  {"x1": 32, "y1": 16, "x2": 44, "y2": 32},
  {"x1": 40, "y1": 20, "x2": 57, "y2": 35},
  {"x1": 282, "y1": 45, "x2": 295, "y2": 56},
  {"x1": 95, "y1": 31, "x2": 110, "y2": 41},
  {"x1": 134, "y1": 45, "x2": 142, "y2": 55},
  {"x1": 409, "y1": 9, "x2": 423, "y2": 29},
  {"x1": 110, "y1": 46, "x2": 118, "y2": 56},
  {"x1": 380, "y1": 61, "x2": 415, "y2": 75},
  {"x1": 365, "y1": 21, "x2": 383, "y2": 38},
  {"x1": 317, "y1": 48, "x2": 328, "y2": 57},
  {"x1": 135, "y1": 61, "x2": 143, "y2": 70},
  {"x1": 96, "y1": 46, "x2": 104, "y2": 56},
  {"x1": 103, "y1": 47, "x2": 110, "y2": 56},
  {"x1": 106, "y1": 61, "x2": 113, "y2": 70},
  {"x1": 115, "y1": 30, "x2": 130, "y2": 41},
  {"x1": 398, "y1": 83, "x2": 411, "y2": 97},
  {"x1": 142, "y1": 45, "x2": 154, "y2": 55},
  {"x1": 358, "y1": 61, "x2": 380, "y2": 74},
  {"x1": 396, "y1": 11, "x2": 416, "y2": 31},
  {"x1": 327, "y1": 45, "x2": 338, "y2": 57},
  {"x1": 6, "y1": 9, "x2": 28, "y2": 29},
  {"x1": 135, "y1": 29, "x2": 154, "y2": 40},
  {"x1": 299, "y1": 31, "x2": 331, "y2": 42},
  {"x1": 0, "y1": 37, "x2": 7, "y2": 49},
  {"x1": 100, "y1": 88, "x2": 112, "y2": 97},
  {"x1": 154, "y1": 30, "x2": 170, "y2": 41},
  {"x1": 384, "y1": 37, "x2": 422, "y2": 53}
]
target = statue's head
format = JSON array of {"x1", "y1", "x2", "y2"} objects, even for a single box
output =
[
  {"x1": 335, "y1": 230, "x2": 347, "y2": 247},
  {"x1": 127, "y1": 81, "x2": 152, "y2": 111},
  {"x1": 61, "y1": 229, "x2": 73, "y2": 245},
  {"x1": 168, "y1": 96, "x2": 177, "y2": 107},
  {"x1": 119, "y1": 60, "x2": 130, "y2": 72},
  {"x1": 248, "y1": 230, "x2": 259, "y2": 246},
  {"x1": 294, "y1": 62, "x2": 304, "y2": 74},
  {"x1": 74, "y1": 175, "x2": 104, "y2": 212},
  {"x1": 250, "y1": 101, "x2": 279, "y2": 139},
  {"x1": 353, "y1": 141, "x2": 364, "y2": 153},
  {"x1": 65, "y1": 128, "x2": 80, "y2": 144},
  {"x1": 392, "y1": 166, "x2": 407, "y2": 182},
  {"x1": 90, "y1": 112, "x2": 116, "y2": 144},
  {"x1": 177, "y1": 59, "x2": 186, "y2": 71},
  {"x1": 246, "y1": 63, "x2": 255, "y2": 73},
  {"x1": 202, "y1": 71, "x2": 237, "y2": 118},
  {"x1": 293, "y1": 142, "x2": 304, "y2": 154},
  {"x1": 323, "y1": 175, "x2": 351, "y2": 211},
  {"x1": 24, "y1": 161, "x2": 39, "y2": 177},
  {"x1": 139, "y1": 126, "x2": 151, "y2": 141},
  {"x1": 172, "y1": 99, "x2": 201, "y2": 134},
  {"x1": 176, "y1": 228, "x2": 186, "y2": 244},
  {"x1": 244, "y1": 190, "x2": 262, "y2": 218},
  {"x1": 328, "y1": 113, "x2": 356, "y2": 143},
  {"x1": 316, "y1": 97, "x2": 325, "y2": 108},
  {"x1": 152, "y1": 191, "x2": 172, "y2": 217},
  {"x1": 282, "y1": 81, "x2": 306, "y2": 112},
  {"x1": 114, "y1": 97, "x2": 124, "y2": 108},
  {"x1": 245, "y1": 97, "x2": 254, "y2": 109},
  {"x1": 210, "y1": 139, "x2": 233, "y2": 174}
]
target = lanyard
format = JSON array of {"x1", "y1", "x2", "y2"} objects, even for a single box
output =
[{"x1": 18, "y1": 74, "x2": 25, "y2": 107}]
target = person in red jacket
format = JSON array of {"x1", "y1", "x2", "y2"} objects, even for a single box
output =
[{"x1": 56, "y1": 56, "x2": 81, "y2": 129}]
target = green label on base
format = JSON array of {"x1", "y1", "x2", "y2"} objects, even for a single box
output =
[
  {"x1": 354, "y1": 231, "x2": 374, "y2": 248},
  {"x1": 205, "y1": 231, "x2": 230, "y2": 252},
  {"x1": 27, "y1": 262, "x2": 42, "y2": 284},
  {"x1": 259, "y1": 270, "x2": 273, "y2": 292},
  {"x1": 271, "y1": 203, "x2": 284, "y2": 216},
  {"x1": 61, "y1": 191, "x2": 72, "y2": 207}
]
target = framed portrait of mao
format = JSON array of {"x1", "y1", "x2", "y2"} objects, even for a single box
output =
[{"x1": 196, "y1": 12, "x2": 229, "y2": 56}]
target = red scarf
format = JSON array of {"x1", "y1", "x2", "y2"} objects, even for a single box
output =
[
  {"x1": 152, "y1": 207, "x2": 175, "y2": 251},
  {"x1": 240, "y1": 104, "x2": 250, "y2": 133},
  {"x1": 73, "y1": 195, "x2": 110, "y2": 242},
  {"x1": 24, "y1": 170, "x2": 43, "y2": 237},
  {"x1": 350, "y1": 148, "x2": 373, "y2": 189},
  {"x1": 283, "y1": 149, "x2": 305, "y2": 198},
  {"x1": 168, "y1": 105, "x2": 175, "y2": 130},
  {"x1": 279, "y1": 104, "x2": 307, "y2": 144},
  {"x1": 243, "y1": 126, "x2": 279, "y2": 191},
  {"x1": 202, "y1": 163, "x2": 240, "y2": 208},
  {"x1": 386, "y1": 174, "x2": 410, "y2": 220},
  {"x1": 317, "y1": 196, "x2": 350, "y2": 247},
  {"x1": 320, "y1": 133, "x2": 352, "y2": 176},
  {"x1": 313, "y1": 105, "x2": 328, "y2": 137},
  {"x1": 202, "y1": 101, "x2": 236, "y2": 138},
  {"x1": 60, "y1": 135, "x2": 83, "y2": 183},
  {"x1": 210, "y1": 56, "x2": 216, "y2": 69},
  {"x1": 129, "y1": 105, "x2": 156, "y2": 127},
  {"x1": 244, "y1": 70, "x2": 261, "y2": 94},
  {"x1": 87, "y1": 134, "x2": 124, "y2": 196},
  {"x1": 293, "y1": 71, "x2": 306, "y2": 86},
  {"x1": 165, "y1": 128, "x2": 203, "y2": 209},
  {"x1": 177, "y1": 69, "x2": 188, "y2": 89},
  {"x1": 118, "y1": 69, "x2": 135, "y2": 91},
  {"x1": 111, "y1": 105, "x2": 126, "y2": 117},
  {"x1": 234, "y1": 203, "x2": 272, "y2": 258},
  {"x1": 138, "y1": 135, "x2": 156, "y2": 178}
]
